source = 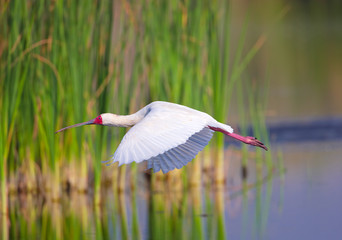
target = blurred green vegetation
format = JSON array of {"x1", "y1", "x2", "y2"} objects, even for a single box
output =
[
  {"x1": 0, "y1": 0, "x2": 274, "y2": 239},
  {"x1": 0, "y1": 0, "x2": 269, "y2": 197}
]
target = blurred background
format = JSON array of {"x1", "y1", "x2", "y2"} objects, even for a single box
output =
[{"x1": 1, "y1": 0, "x2": 341, "y2": 239}]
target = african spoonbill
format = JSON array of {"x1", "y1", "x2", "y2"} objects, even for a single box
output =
[{"x1": 56, "y1": 101, "x2": 267, "y2": 173}]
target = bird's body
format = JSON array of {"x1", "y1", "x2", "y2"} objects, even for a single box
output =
[{"x1": 56, "y1": 101, "x2": 267, "y2": 174}]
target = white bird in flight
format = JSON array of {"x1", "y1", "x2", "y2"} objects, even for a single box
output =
[{"x1": 56, "y1": 101, "x2": 267, "y2": 174}]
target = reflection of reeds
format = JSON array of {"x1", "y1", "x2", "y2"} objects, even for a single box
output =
[
  {"x1": 5, "y1": 153, "x2": 281, "y2": 239},
  {"x1": 0, "y1": 0, "x2": 270, "y2": 212},
  {"x1": 190, "y1": 185, "x2": 203, "y2": 240},
  {"x1": 215, "y1": 185, "x2": 226, "y2": 239}
]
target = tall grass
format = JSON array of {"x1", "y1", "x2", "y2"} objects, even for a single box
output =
[{"x1": 0, "y1": 0, "x2": 270, "y2": 210}]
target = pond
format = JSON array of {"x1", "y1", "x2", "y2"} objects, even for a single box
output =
[
  {"x1": 227, "y1": 139, "x2": 342, "y2": 239},
  {"x1": 5, "y1": 132, "x2": 342, "y2": 239}
]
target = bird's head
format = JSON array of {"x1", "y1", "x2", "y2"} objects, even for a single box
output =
[
  {"x1": 93, "y1": 114, "x2": 103, "y2": 124},
  {"x1": 55, "y1": 114, "x2": 104, "y2": 133}
]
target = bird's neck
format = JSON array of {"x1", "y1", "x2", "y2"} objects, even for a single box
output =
[
  {"x1": 110, "y1": 115, "x2": 141, "y2": 127},
  {"x1": 103, "y1": 108, "x2": 148, "y2": 127}
]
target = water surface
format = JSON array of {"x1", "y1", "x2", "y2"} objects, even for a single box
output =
[
  {"x1": 6, "y1": 138, "x2": 342, "y2": 239},
  {"x1": 226, "y1": 140, "x2": 342, "y2": 239}
]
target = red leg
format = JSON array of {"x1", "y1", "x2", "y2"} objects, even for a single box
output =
[{"x1": 208, "y1": 126, "x2": 268, "y2": 151}]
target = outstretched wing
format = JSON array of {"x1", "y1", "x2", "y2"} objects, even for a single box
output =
[
  {"x1": 103, "y1": 106, "x2": 214, "y2": 173},
  {"x1": 145, "y1": 127, "x2": 213, "y2": 173}
]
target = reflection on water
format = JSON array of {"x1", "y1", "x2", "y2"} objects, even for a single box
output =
[
  {"x1": 3, "y1": 140, "x2": 342, "y2": 239},
  {"x1": 3, "y1": 149, "x2": 278, "y2": 240}
]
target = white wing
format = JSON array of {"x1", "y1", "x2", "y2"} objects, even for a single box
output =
[{"x1": 104, "y1": 105, "x2": 214, "y2": 173}]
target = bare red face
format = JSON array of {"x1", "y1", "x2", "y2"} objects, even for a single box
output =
[{"x1": 94, "y1": 115, "x2": 103, "y2": 125}]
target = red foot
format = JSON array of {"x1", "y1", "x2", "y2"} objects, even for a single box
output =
[
  {"x1": 208, "y1": 126, "x2": 268, "y2": 151},
  {"x1": 243, "y1": 136, "x2": 268, "y2": 151}
]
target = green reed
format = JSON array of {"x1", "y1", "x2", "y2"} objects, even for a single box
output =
[{"x1": 0, "y1": 0, "x2": 270, "y2": 208}]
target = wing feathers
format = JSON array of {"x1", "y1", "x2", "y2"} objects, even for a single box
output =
[
  {"x1": 159, "y1": 157, "x2": 167, "y2": 173},
  {"x1": 164, "y1": 151, "x2": 183, "y2": 169},
  {"x1": 105, "y1": 103, "x2": 216, "y2": 173},
  {"x1": 147, "y1": 159, "x2": 153, "y2": 169},
  {"x1": 108, "y1": 127, "x2": 214, "y2": 173},
  {"x1": 153, "y1": 158, "x2": 161, "y2": 172},
  {"x1": 145, "y1": 127, "x2": 213, "y2": 173}
]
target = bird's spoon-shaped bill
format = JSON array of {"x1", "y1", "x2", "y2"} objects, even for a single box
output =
[{"x1": 55, "y1": 119, "x2": 96, "y2": 134}]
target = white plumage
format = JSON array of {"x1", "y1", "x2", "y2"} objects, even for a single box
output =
[
  {"x1": 107, "y1": 102, "x2": 226, "y2": 173},
  {"x1": 56, "y1": 101, "x2": 267, "y2": 174}
]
